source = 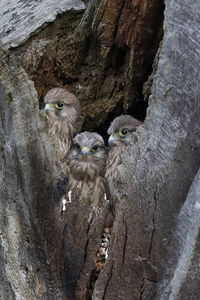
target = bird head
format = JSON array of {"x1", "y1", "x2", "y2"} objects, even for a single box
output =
[
  {"x1": 44, "y1": 88, "x2": 81, "y2": 125},
  {"x1": 107, "y1": 115, "x2": 142, "y2": 146},
  {"x1": 70, "y1": 132, "x2": 106, "y2": 165}
]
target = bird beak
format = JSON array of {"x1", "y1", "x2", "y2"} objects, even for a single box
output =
[
  {"x1": 108, "y1": 134, "x2": 118, "y2": 145},
  {"x1": 44, "y1": 103, "x2": 55, "y2": 111},
  {"x1": 81, "y1": 146, "x2": 91, "y2": 155}
]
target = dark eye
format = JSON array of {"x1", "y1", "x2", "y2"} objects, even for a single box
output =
[
  {"x1": 119, "y1": 128, "x2": 129, "y2": 136},
  {"x1": 74, "y1": 143, "x2": 80, "y2": 150},
  {"x1": 55, "y1": 101, "x2": 64, "y2": 109},
  {"x1": 91, "y1": 145, "x2": 98, "y2": 152}
]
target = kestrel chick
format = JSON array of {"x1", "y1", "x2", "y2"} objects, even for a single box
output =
[
  {"x1": 107, "y1": 114, "x2": 142, "y2": 146},
  {"x1": 44, "y1": 87, "x2": 81, "y2": 154},
  {"x1": 106, "y1": 115, "x2": 142, "y2": 194},
  {"x1": 68, "y1": 132, "x2": 107, "y2": 208}
]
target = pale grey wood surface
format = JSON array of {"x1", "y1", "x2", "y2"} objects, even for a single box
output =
[
  {"x1": 0, "y1": 0, "x2": 200, "y2": 298},
  {"x1": 0, "y1": 0, "x2": 85, "y2": 48},
  {"x1": 92, "y1": 0, "x2": 200, "y2": 298},
  {"x1": 0, "y1": 48, "x2": 68, "y2": 299}
]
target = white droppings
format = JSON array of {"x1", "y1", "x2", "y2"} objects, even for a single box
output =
[
  {"x1": 105, "y1": 248, "x2": 108, "y2": 260},
  {"x1": 67, "y1": 190, "x2": 72, "y2": 203},
  {"x1": 61, "y1": 190, "x2": 72, "y2": 211},
  {"x1": 62, "y1": 198, "x2": 67, "y2": 211}
]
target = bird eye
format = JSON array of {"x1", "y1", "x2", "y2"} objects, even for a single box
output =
[
  {"x1": 91, "y1": 145, "x2": 98, "y2": 152},
  {"x1": 55, "y1": 101, "x2": 64, "y2": 109},
  {"x1": 119, "y1": 128, "x2": 129, "y2": 136},
  {"x1": 74, "y1": 143, "x2": 80, "y2": 150}
]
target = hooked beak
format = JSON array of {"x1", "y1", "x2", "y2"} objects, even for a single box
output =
[
  {"x1": 81, "y1": 146, "x2": 91, "y2": 155},
  {"x1": 44, "y1": 103, "x2": 55, "y2": 111},
  {"x1": 108, "y1": 134, "x2": 118, "y2": 145}
]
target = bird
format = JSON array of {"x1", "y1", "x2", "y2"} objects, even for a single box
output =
[
  {"x1": 60, "y1": 132, "x2": 110, "y2": 298},
  {"x1": 105, "y1": 114, "x2": 142, "y2": 195},
  {"x1": 67, "y1": 131, "x2": 108, "y2": 210},
  {"x1": 44, "y1": 87, "x2": 81, "y2": 154}
]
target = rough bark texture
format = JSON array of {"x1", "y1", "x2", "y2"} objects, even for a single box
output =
[
  {"x1": 11, "y1": 0, "x2": 164, "y2": 132},
  {"x1": 158, "y1": 168, "x2": 200, "y2": 300},
  {"x1": 0, "y1": 0, "x2": 200, "y2": 299},
  {"x1": 0, "y1": 0, "x2": 85, "y2": 48},
  {"x1": 0, "y1": 48, "x2": 68, "y2": 299},
  {"x1": 91, "y1": 0, "x2": 200, "y2": 298},
  {"x1": 0, "y1": 47, "x2": 110, "y2": 300}
]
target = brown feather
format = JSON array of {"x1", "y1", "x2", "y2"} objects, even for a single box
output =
[
  {"x1": 106, "y1": 114, "x2": 142, "y2": 195},
  {"x1": 107, "y1": 114, "x2": 142, "y2": 135},
  {"x1": 44, "y1": 88, "x2": 81, "y2": 154},
  {"x1": 68, "y1": 132, "x2": 107, "y2": 208}
]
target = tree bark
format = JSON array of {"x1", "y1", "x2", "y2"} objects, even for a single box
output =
[
  {"x1": 0, "y1": 0, "x2": 85, "y2": 48},
  {"x1": 158, "y1": 167, "x2": 200, "y2": 300},
  {"x1": 12, "y1": 0, "x2": 164, "y2": 131},
  {"x1": 0, "y1": 0, "x2": 200, "y2": 299},
  {"x1": 91, "y1": 0, "x2": 200, "y2": 298},
  {"x1": 0, "y1": 48, "x2": 68, "y2": 299}
]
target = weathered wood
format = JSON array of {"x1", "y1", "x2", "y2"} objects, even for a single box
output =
[
  {"x1": 158, "y1": 167, "x2": 200, "y2": 300},
  {"x1": 9, "y1": 0, "x2": 164, "y2": 131},
  {"x1": 0, "y1": 48, "x2": 111, "y2": 300},
  {"x1": 0, "y1": 0, "x2": 200, "y2": 299},
  {"x1": 0, "y1": 0, "x2": 85, "y2": 48},
  {"x1": 91, "y1": 0, "x2": 200, "y2": 298},
  {"x1": 0, "y1": 48, "x2": 67, "y2": 299}
]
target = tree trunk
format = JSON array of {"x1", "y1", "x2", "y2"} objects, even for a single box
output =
[
  {"x1": 12, "y1": 0, "x2": 164, "y2": 131},
  {"x1": 0, "y1": 48, "x2": 60, "y2": 299},
  {"x1": 0, "y1": 0, "x2": 200, "y2": 299}
]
